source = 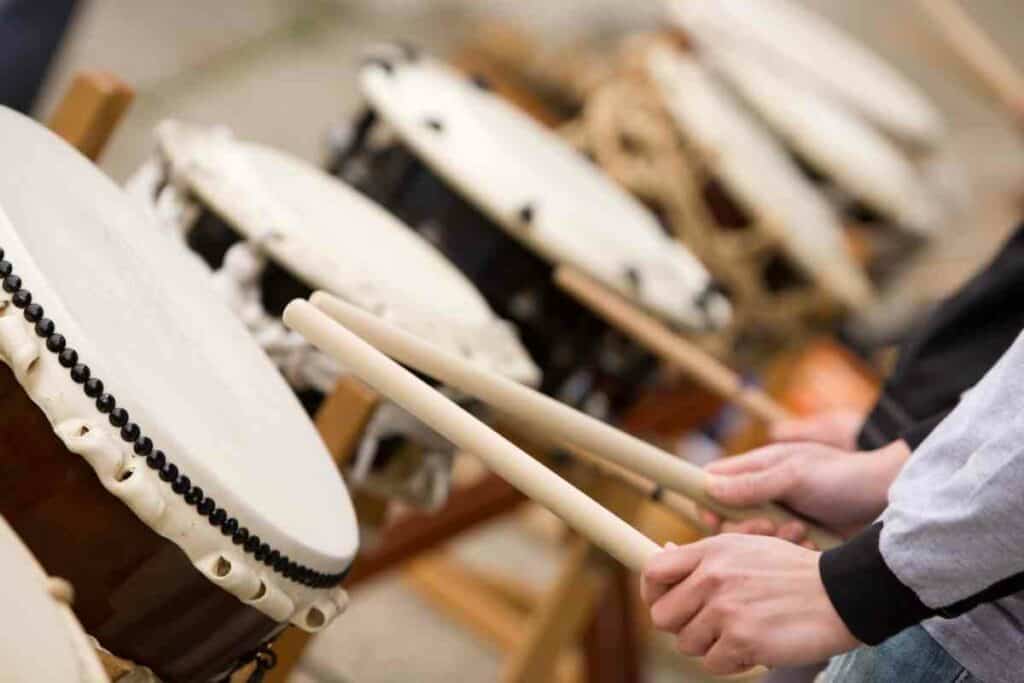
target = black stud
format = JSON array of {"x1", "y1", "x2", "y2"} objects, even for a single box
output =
[
  {"x1": 255, "y1": 543, "x2": 270, "y2": 561},
  {"x1": 186, "y1": 485, "x2": 204, "y2": 506},
  {"x1": 209, "y1": 507, "x2": 227, "y2": 526},
  {"x1": 517, "y1": 203, "x2": 535, "y2": 226},
  {"x1": 84, "y1": 377, "x2": 103, "y2": 398},
  {"x1": 23, "y1": 303, "x2": 43, "y2": 323},
  {"x1": 11, "y1": 290, "x2": 30, "y2": 308},
  {"x1": 133, "y1": 435, "x2": 153, "y2": 455},
  {"x1": 232, "y1": 527, "x2": 249, "y2": 546},
  {"x1": 45, "y1": 334, "x2": 65, "y2": 353},
  {"x1": 0, "y1": 248, "x2": 5, "y2": 260},
  {"x1": 160, "y1": 462, "x2": 179, "y2": 483},
  {"x1": 286, "y1": 561, "x2": 298, "y2": 579},
  {"x1": 96, "y1": 393, "x2": 115, "y2": 413},
  {"x1": 71, "y1": 364, "x2": 90, "y2": 384},
  {"x1": 109, "y1": 406, "x2": 128, "y2": 427},
  {"x1": 0, "y1": 261, "x2": 12, "y2": 277},
  {"x1": 265, "y1": 549, "x2": 280, "y2": 567},
  {"x1": 172, "y1": 474, "x2": 191, "y2": 495},
  {"x1": 3, "y1": 274, "x2": 21, "y2": 293},
  {"x1": 198, "y1": 497, "x2": 215, "y2": 516},
  {"x1": 244, "y1": 535, "x2": 261, "y2": 554},
  {"x1": 34, "y1": 318, "x2": 55, "y2": 337},
  {"x1": 274, "y1": 555, "x2": 289, "y2": 572},
  {"x1": 120, "y1": 422, "x2": 140, "y2": 443},
  {"x1": 146, "y1": 449, "x2": 166, "y2": 471},
  {"x1": 221, "y1": 517, "x2": 238, "y2": 536},
  {"x1": 424, "y1": 117, "x2": 444, "y2": 133},
  {"x1": 58, "y1": 348, "x2": 78, "y2": 368}
]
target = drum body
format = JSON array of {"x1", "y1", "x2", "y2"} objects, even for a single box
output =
[
  {"x1": 0, "y1": 363, "x2": 279, "y2": 681},
  {"x1": 332, "y1": 114, "x2": 658, "y2": 418}
]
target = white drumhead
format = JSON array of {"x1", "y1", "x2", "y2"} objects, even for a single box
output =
[
  {"x1": 0, "y1": 107, "x2": 355, "y2": 622},
  {"x1": 0, "y1": 516, "x2": 108, "y2": 682},
  {"x1": 700, "y1": 45, "x2": 943, "y2": 237},
  {"x1": 358, "y1": 45, "x2": 731, "y2": 332},
  {"x1": 148, "y1": 120, "x2": 539, "y2": 386},
  {"x1": 666, "y1": 0, "x2": 944, "y2": 148},
  {"x1": 647, "y1": 48, "x2": 873, "y2": 309}
]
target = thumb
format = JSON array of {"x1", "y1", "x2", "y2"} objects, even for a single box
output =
[{"x1": 707, "y1": 463, "x2": 797, "y2": 507}]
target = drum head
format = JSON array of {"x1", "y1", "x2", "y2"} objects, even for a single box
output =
[
  {"x1": 666, "y1": 0, "x2": 944, "y2": 148},
  {"x1": 149, "y1": 120, "x2": 540, "y2": 386},
  {"x1": 696, "y1": 44, "x2": 943, "y2": 237},
  {"x1": 0, "y1": 516, "x2": 108, "y2": 682},
  {"x1": 359, "y1": 45, "x2": 731, "y2": 332},
  {"x1": 0, "y1": 107, "x2": 355, "y2": 623},
  {"x1": 647, "y1": 48, "x2": 873, "y2": 310}
]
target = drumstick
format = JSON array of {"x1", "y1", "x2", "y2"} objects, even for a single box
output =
[
  {"x1": 302, "y1": 292, "x2": 842, "y2": 550},
  {"x1": 283, "y1": 300, "x2": 660, "y2": 571},
  {"x1": 915, "y1": 0, "x2": 1024, "y2": 126},
  {"x1": 565, "y1": 447, "x2": 712, "y2": 535},
  {"x1": 554, "y1": 266, "x2": 791, "y2": 423}
]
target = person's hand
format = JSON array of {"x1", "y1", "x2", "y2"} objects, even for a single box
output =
[
  {"x1": 642, "y1": 535, "x2": 859, "y2": 675},
  {"x1": 699, "y1": 440, "x2": 910, "y2": 546},
  {"x1": 769, "y1": 409, "x2": 865, "y2": 450}
]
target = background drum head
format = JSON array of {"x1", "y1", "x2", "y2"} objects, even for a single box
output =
[{"x1": 358, "y1": 44, "x2": 732, "y2": 332}]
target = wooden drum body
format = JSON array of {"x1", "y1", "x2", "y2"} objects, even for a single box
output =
[{"x1": 0, "y1": 106, "x2": 357, "y2": 682}]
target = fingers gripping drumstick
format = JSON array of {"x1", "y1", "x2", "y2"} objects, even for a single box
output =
[
  {"x1": 284, "y1": 299, "x2": 660, "y2": 570},
  {"x1": 290, "y1": 292, "x2": 842, "y2": 551}
]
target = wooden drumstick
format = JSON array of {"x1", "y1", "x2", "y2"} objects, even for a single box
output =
[
  {"x1": 915, "y1": 0, "x2": 1024, "y2": 127},
  {"x1": 554, "y1": 267, "x2": 791, "y2": 424},
  {"x1": 565, "y1": 447, "x2": 711, "y2": 535},
  {"x1": 283, "y1": 300, "x2": 661, "y2": 571},
  {"x1": 302, "y1": 292, "x2": 842, "y2": 550}
]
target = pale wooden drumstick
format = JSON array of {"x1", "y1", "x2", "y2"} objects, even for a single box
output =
[
  {"x1": 555, "y1": 267, "x2": 791, "y2": 423},
  {"x1": 303, "y1": 292, "x2": 841, "y2": 550},
  {"x1": 283, "y1": 300, "x2": 661, "y2": 570},
  {"x1": 566, "y1": 447, "x2": 712, "y2": 535},
  {"x1": 915, "y1": 0, "x2": 1024, "y2": 126}
]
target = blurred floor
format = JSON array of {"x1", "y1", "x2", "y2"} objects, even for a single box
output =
[{"x1": 28, "y1": 2, "x2": 1024, "y2": 681}]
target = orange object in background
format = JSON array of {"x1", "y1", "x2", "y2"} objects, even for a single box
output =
[{"x1": 778, "y1": 337, "x2": 880, "y2": 417}]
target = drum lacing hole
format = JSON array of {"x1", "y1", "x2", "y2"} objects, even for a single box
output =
[
  {"x1": 363, "y1": 56, "x2": 394, "y2": 75},
  {"x1": 115, "y1": 467, "x2": 134, "y2": 483},
  {"x1": 423, "y1": 118, "x2": 444, "y2": 133},
  {"x1": 78, "y1": 425, "x2": 90, "y2": 437},
  {"x1": 250, "y1": 581, "x2": 267, "y2": 601},
  {"x1": 214, "y1": 556, "x2": 232, "y2": 578},
  {"x1": 306, "y1": 607, "x2": 326, "y2": 629}
]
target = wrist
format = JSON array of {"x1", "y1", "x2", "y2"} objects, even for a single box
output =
[{"x1": 863, "y1": 440, "x2": 910, "y2": 506}]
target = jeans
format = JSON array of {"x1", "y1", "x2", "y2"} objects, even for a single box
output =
[{"x1": 823, "y1": 626, "x2": 978, "y2": 682}]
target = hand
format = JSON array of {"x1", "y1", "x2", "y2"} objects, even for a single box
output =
[
  {"x1": 699, "y1": 440, "x2": 910, "y2": 546},
  {"x1": 769, "y1": 410, "x2": 865, "y2": 450},
  {"x1": 642, "y1": 535, "x2": 859, "y2": 675}
]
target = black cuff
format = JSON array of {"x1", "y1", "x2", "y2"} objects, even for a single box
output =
[
  {"x1": 899, "y1": 410, "x2": 952, "y2": 450},
  {"x1": 819, "y1": 522, "x2": 934, "y2": 645}
]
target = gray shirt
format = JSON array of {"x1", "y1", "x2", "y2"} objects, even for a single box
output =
[{"x1": 882, "y1": 330, "x2": 1024, "y2": 683}]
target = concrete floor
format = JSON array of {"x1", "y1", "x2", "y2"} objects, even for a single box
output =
[{"x1": 29, "y1": 2, "x2": 1024, "y2": 681}]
